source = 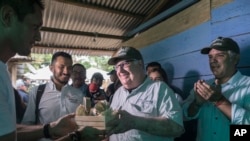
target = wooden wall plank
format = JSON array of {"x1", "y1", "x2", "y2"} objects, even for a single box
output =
[
  {"x1": 141, "y1": 23, "x2": 211, "y2": 63},
  {"x1": 122, "y1": 0, "x2": 211, "y2": 49},
  {"x1": 122, "y1": 0, "x2": 233, "y2": 49},
  {"x1": 211, "y1": 0, "x2": 232, "y2": 9}
]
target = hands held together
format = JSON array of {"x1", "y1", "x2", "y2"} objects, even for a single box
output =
[
  {"x1": 50, "y1": 113, "x2": 106, "y2": 141},
  {"x1": 194, "y1": 79, "x2": 223, "y2": 106},
  {"x1": 48, "y1": 109, "x2": 136, "y2": 141}
]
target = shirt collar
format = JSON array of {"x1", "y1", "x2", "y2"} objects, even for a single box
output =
[
  {"x1": 122, "y1": 76, "x2": 151, "y2": 94},
  {"x1": 224, "y1": 70, "x2": 242, "y2": 87},
  {"x1": 48, "y1": 79, "x2": 69, "y2": 91}
]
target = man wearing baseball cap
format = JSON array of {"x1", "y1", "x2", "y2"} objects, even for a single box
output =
[
  {"x1": 183, "y1": 37, "x2": 250, "y2": 141},
  {"x1": 106, "y1": 46, "x2": 184, "y2": 141}
]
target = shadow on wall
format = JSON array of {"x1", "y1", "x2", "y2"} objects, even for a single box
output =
[
  {"x1": 176, "y1": 70, "x2": 201, "y2": 141},
  {"x1": 161, "y1": 62, "x2": 202, "y2": 99},
  {"x1": 161, "y1": 62, "x2": 174, "y2": 84},
  {"x1": 161, "y1": 62, "x2": 184, "y2": 98},
  {"x1": 161, "y1": 62, "x2": 201, "y2": 99},
  {"x1": 238, "y1": 40, "x2": 250, "y2": 76},
  {"x1": 182, "y1": 70, "x2": 200, "y2": 99}
]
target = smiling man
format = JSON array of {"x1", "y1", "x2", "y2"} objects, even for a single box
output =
[
  {"x1": 21, "y1": 51, "x2": 84, "y2": 141},
  {"x1": 106, "y1": 46, "x2": 184, "y2": 141},
  {"x1": 183, "y1": 37, "x2": 250, "y2": 141},
  {"x1": 0, "y1": 0, "x2": 44, "y2": 140},
  {"x1": 0, "y1": 1, "x2": 106, "y2": 140}
]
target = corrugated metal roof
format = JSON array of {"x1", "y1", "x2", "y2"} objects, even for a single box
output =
[{"x1": 32, "y1": 0, "x2": 181, "y2": 56}]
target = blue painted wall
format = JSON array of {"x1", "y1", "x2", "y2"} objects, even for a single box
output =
[{"x1": 141, "y1": 0, "x2": 250, "y2": 100}]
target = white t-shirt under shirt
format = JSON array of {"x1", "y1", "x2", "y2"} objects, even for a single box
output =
[{"x1": 0, "y1": 61, "x2": 16, "y2": 136}]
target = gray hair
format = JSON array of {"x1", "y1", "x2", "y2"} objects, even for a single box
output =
[{"x1": 228, "y1": 50, "x2": 239, "y2": 65}]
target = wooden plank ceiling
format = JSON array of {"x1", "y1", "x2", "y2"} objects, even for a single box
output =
[{"x1": 31, "y1": 0, "x2": 180, "y2": 56}]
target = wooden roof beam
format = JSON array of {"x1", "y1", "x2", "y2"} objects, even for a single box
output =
[{"x1": 41, "y1": 27, "x2": 127, "y2": 40}]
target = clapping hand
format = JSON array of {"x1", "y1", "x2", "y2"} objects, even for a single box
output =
[{"x1": 195, "y1": 79, "x2": 222, "y2": 103}]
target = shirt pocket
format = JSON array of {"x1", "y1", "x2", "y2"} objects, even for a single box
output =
[{"x1": 132, "y1": 99, "x2": 154, "y2": 114}]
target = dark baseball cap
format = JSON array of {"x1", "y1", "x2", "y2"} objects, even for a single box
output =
[
  {"x1": 201, "y1": 37, "x2": 240, "y2": 54},
  {"x1": 108, "y1": 46, "x2": 143, "y2": 65}
]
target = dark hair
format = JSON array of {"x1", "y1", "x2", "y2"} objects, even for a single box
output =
[
  {"x1": 51, "y1": 51, "x2": 72, "y2": 64},
  {"x1": 0, "y1": 0, "x2": 45, "y2": 21},
  {"x1": 149, "y1": 68, "x2": 169, "y2": 84},
  {"x1": 146, "y1": 62, "x2": 162, "y2": 70},
  {"x1": 91, "y1": 72, "x2": 104, "y2": 81},
  {"x1": 72, "y1": 63, "x2": 86, "y2": 70}
]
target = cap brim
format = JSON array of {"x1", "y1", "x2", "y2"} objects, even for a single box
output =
[
  {"x1": 200, "y1": 47, "x2": 211, "y2": 54},
  {"x1": 201, "y1": 45, "x2": 232, "y2": 54},
  {"x1": 108, "y1": 56, "x2": 130, "y2": 65}
]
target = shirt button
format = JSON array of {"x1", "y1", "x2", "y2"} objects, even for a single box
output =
[
  {"x1": 213, "y1": 132, "x2": 216, "y2": 135},
  {"x1": 215, "y1": 117, "x2": 218, "y2": 120}
]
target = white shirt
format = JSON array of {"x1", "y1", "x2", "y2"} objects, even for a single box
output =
[
  {"x1": 22, "y1": 81, "x2": 83, "y2": 141},
  {"x1": 22, "y1": 81, "x2": 83, "y2": 124},
  {"x1": 0, "y1": 61, "x2": 16, "y2": 137},
  {"x1": 110, "y1": 77, "x2": 183, "y2": 141}
]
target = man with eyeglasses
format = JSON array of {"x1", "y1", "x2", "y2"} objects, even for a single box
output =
[{"x1": 106, "y1": 46, "x2": 184, "y2": 141}]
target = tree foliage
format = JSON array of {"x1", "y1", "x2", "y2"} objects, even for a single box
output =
[{"x1": 30, "y1": 54, "x2": 113, "y2": 71}]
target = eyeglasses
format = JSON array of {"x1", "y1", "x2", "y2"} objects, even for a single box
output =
[{"x1": 114, "y1": 59, "x2": 137, "y2": 71}]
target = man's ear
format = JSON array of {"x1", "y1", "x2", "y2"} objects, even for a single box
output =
[
  {"x1": 138, "y1": 60, "x2": 145, "y2": 69},
  {"x1": 234, "y1": 54, "x2": 240, "y2": 65},
  {"x1": 138, "y1": 60, "x2": 144, "y2": 66},
  {"x1": 0, "y1": 5, "x2": 15, "y2": 26}
]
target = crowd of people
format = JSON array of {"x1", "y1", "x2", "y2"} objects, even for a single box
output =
[{"x1": 0, "y1": 1, "x2": 249, "y2": 141}]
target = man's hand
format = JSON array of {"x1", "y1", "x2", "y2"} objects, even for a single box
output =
[
  {"x1": 106, "y1": 110, "x2": 135, "y2": 135},
  {"x1": 50, "y1": 113, "x2": 77, "y2": 139},
  {"x1": 195, "y1": 80, "x2": 222, "y2": 102},
  {"x1": 193, "y1": 80, "x2": 207, "y2": 106}
]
